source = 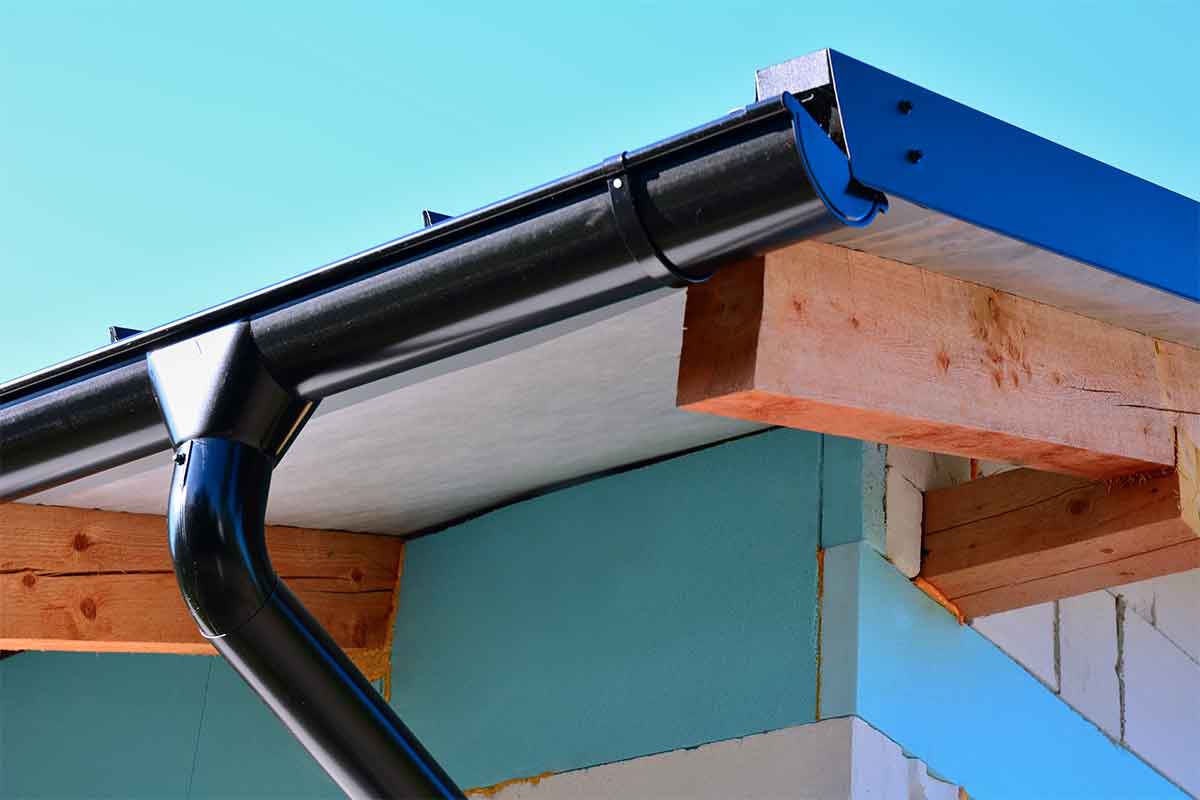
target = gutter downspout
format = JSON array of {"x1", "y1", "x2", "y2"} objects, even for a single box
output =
[{"x1": 148, "y1": 323, "x2": 462, "y2": 799}]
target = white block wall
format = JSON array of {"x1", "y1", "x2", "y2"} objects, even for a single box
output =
[
  {"x1": 972, "y1": 602, "x2": 1058, "y2": 690},
  {"x1": 1116, "y1": 571, "x2": 1200, "y2": 664},
  {"x1": 968, "y1": 576, "x2": 1200, "y2": 797},
  {"x1": 880, "y1": 447, "x2": 1199, "y2": 796},
  {"x1": 1059, "y1": 592, "x2": 1120, "y2": 739},
  {"x1": 1121, "y1": 583, "x2": 1200, "y2": 793},
  {"x1": 474, "y1": 717, "x2": 960, "y2": 800}
]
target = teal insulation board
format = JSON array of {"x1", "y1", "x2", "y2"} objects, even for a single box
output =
[
  {"x1": 390, "y1": 429, "x2": 826, "y2": 788},
  {"x1": 820, "y1": 542, "x2": 1188, "y2": 800}
]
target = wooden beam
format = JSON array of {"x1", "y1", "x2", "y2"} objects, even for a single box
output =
[
  {"x1": 677, "y1": 242, "x2": 1200, "y2": 479},
  {"x1": 920, "y1": 466, "x2": 1200, "y2": 618},
  {"x1": 0, "y1": 503, "x2": 404, "y2": 680}
]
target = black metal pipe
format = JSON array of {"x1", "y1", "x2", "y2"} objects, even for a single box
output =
[
  {"x1": 0, "y1": 94, "x2": 881, "y2": 501},
  {"x1": 150, "y1": 323, "x2": 461, "y2": 798},
  {"x1": 0, "y1": 362, "x2": 169, "y2": 499},
  {"x1": 251, "y1": 107, "x2": 837, "y2": 397},
  {"x1": 169, "y1": 437, "x2": 461, "y2": 799}
]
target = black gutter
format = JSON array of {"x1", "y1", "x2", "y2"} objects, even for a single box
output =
[
  {"x1": 0, "y1": 93, "x2": 882, "y2": 501},
  {"x1": 0, "y1": 92, "x2": 884, "y2": 796}
]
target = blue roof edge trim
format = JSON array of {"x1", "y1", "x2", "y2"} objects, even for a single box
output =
[
  {"x1": 784, "y1": 92, "x2": 887, "y2": 228},
  {"x1": 827, "y1": 49, "x2": 1200, "y2": 304}
]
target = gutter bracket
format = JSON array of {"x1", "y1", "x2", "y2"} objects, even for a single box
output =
[
  {"x1": 146, "y1": 322, "x2": 462, "y2": 799},
  {"x1": 604, "y1": 153, "x2": 707, "y2": 287},
  {"x1": 108, "y1": 325, "x2": 142, "y2": 343}
]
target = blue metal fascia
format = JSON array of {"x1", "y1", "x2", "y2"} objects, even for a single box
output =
[{"x1": 827, "y1": 50, "x2": 1200, "y2": 303}]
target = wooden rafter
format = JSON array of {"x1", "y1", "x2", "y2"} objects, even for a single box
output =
[
  {"x1": 678, "y1": 240, "x2": 1200, "y2": 609},
  {"x1": 678, "y1": 241, "x2": 1200, "y2": 479},
  {"x1": 920, "y1": 466, "x2": 1200, "y2": 618},
  {"x1": 0, "y1": 502, "x2": 404, "y2": 680}
]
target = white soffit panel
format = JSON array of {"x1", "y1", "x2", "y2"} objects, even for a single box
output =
[
  {"x1": 27, "y1": 293, "x2": 762, "y2": 535},
  {"x1": 819, "y1": 198, "x2": 1200, "y2": 347}
]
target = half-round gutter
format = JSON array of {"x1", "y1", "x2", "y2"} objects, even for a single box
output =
[
  {"x1": 0, "y1": 93, "x2": 883, "y2": 500},
  {"x1": 0, "y1": 93, "x2": 884, "y2": 797}
]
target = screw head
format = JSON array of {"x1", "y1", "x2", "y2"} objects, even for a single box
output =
[
  {"x1": 612, "y1": 177, "x2": 623, "y2": 189},
  {"x1": 174, "y1": 451, "x2": 186, "y2": 465},
  {"x1": 897, "y1": 99, "x2": 914, "y2": 115},
  {"x1": 906, "y1": 149, "x2": 924, "y2": 164}
]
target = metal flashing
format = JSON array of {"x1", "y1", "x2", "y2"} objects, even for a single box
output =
[{"x1": 825, "y1": 49, "x2": 1200, "y2": 302}]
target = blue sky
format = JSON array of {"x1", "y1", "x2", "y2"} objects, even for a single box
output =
[{"x1": 1, "y1": 1, "x2": 1197, "y2": 382}]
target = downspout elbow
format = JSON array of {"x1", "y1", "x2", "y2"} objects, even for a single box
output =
[
  {"x1": 148, "y1": 322, "x2": 462, "y2": 799},
  {"x1": 166, "y1": 436, "x2": 280, "y2": 638}
]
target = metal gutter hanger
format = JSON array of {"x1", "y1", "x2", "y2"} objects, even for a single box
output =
[{"x1": 148, "y1": 322, "x2": 462, "y2": 799}]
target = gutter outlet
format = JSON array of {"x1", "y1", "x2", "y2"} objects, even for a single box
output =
[{"x1": 148, "y1": 322, "x2": 462, "y2": 800}]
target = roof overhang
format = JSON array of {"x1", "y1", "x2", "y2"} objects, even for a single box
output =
[{"x1": 3, "y1": 49, "x2": 1197, "y2": 538}]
